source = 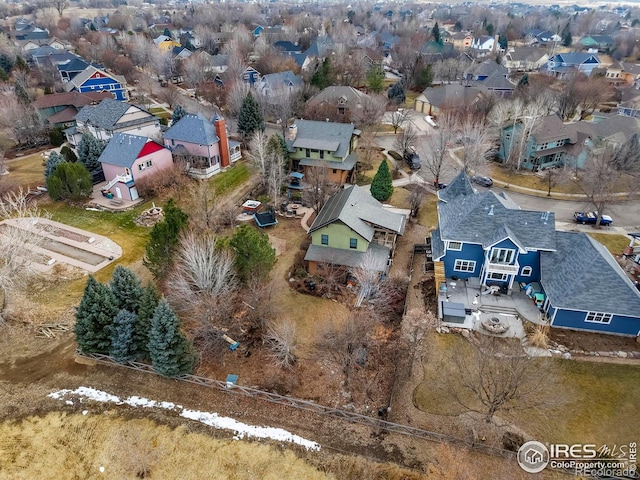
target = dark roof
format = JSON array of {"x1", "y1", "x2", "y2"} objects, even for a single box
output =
[
  {"x1": 76, "y1": 98, "x2": 151, "y2": 130},
  {"x1": 259, "y1": 70, "x2": 303, "y2": 88},
  {"x1": 551, "y1": 52, "x2": 600, "y2": 66},
  {"x1": 299, "y1": 153, "x2": 358, "y2": 171},
  {"x1": 308, "y1": 86, "x2": 370, "y2": 108},
  {"x1": 58, "y1": 57, "x2": 90, "y2": 74},
  {"x1": 34, "y1": 91, "x2": 112, "y2": 109},
  {"x1": 308, "y1": 184, "x2": 405, "y2": 240},
  {"x1": 288, "y1": 119, "x2": 357, "y2": 158},
  {"x1": 530, "y1": 115, "x2": 574, "y2": 143},
  {"x1": 541, "y1": 232, "x2": 640, "y2": 317},
  {"x1": 466, "y1": 59, "x2": 508, "y2": 78},
  {"x1": 437, "y1": 171, "x2": 475, "y2": 203},
  {"x1": 431, "y1": 226, "x2": 445, "y2": 260},
  {"x1": 98, "y1": 132, "x2": 150, "y2": 168},
  {"x1": 438, "y1": 173, "x2": 556, "y2": 251},
  {"x1": 65, "y1": 66, "x2": 125, "y2": 93},
  {"x1": 163, "y1": 112, "x2": 219, "y2": 145},
  {"x1": 274, "y1": 40, "x2": 301, "y2": 53},
  {"x1": 505, "y1": 47, "x2": 548, "y2": 62},
  {"x1": 479, "y1": 71, "x2": 515, "y2": 91}
]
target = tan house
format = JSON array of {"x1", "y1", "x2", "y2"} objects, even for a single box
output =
[
  {"x1": 502, "y1": 47, "x2": 549, "y2": 72},
  {"x1": 414, "y1": 85, "x2": 485, "y2": 116}
]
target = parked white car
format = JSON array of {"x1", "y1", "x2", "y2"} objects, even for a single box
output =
[{"x1": 424, "y1": 115, "x2": 438, "y2": 128}]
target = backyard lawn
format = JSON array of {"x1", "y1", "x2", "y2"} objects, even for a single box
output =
[
  {"x1": 4, "y1": 152, "x2": 46, "y2": 188},
  {"x1": 588, "y1": 233, "x2": 630, "y2": 256}
]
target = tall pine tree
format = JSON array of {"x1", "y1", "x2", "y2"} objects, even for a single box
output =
[
  {"x1": 229, "y1": 225, "x2": 276, "y2": 283},
  {"x1": 77, "y1": 133, "x2": 106, "y2": 172},
  {"x1": 134, "y1": 284, "x2": 160, "y2": 360},
  {"x1": 237, "y1": 92, "x2": 264, "y2": 142},
  {"x1": 148, "y1": 299, "x2": 196, "y2": 377},
  {"x1": 143, "y1": 198, "x2": 188, "y2": 278},
  {"x1": 44, "y1": 152, "x2": 66, "y2": 179},
  {"x1": 171, "y1": 105, "x2": 186, "y2": 125},
  {"x1": 75, "y1": 276, "x2": 119, "y2": 354},
  {"x1": 370, "y1": 159, "x2": 393, "y2": 202},
  {"x1": 110, "y1": 265, "x2": 143, "y2": 313},
  {"x1": 110, "y1": 309, "x2": 137, "y2": 363},
  {"x1": 433, "y1": 22, "x2": 442, "y2": 45}
]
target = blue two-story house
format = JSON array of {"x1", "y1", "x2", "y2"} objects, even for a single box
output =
[
  {"x1": 545, "y1": 52, "x2": 601, "y2": 78},
  {"x1": 64, "y1": 65, "x2": 128, "y2": 101},
  {"x1": 432, "y1": 173, "x2": 640, "y2": 337}
]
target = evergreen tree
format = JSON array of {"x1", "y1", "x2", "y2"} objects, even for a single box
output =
[
  {"x1": 44, "y1": 151, "x2": 66, "y2": 179},
  {"x1": 14, "y1": 80, "x2": 30, "y2": 105},
  {"x1": 433, "y1": 22, "x2": 442, "y2": 45},
  {"x1": 109, "y1": 265, "x2": 144, "y2": 313},
  {"x1": 110, "y1": 309, "x2": 137, "y2": 363},
  {"x1": 143, "y1": 198, "x2": 188, "y2": 278},
  {"x1": 229, "y1": 224, "x2": 276, "y2": 283},
  {"x1": 134, "y1": 284, "x2": 160, "y2": 360},
  {"x1": 49, "y1": 127, "x2": 65, "y2": 146},
  {"x1": 562, "y1": 26, "x2": 572, "y2": 47},
  {"x1": 14, "y1": 56, "x2": 28, "y2": 72},
  {"x1": 46, "y1": 161, "x2": 93, "y2": 201},
  {"x1": 370, "y1": 159, "x2": 393, "y2": 202},
  {"x1": 171, "y1": 104, "x2": 186, "y2": 125},
  {"x1": 237, "y1": 92, "x2": 264, "y2": 141},
  {"x1": 163, "y1": 27, "x2": 172, "y2": 39},
  {"x1": 0, "y1": 53, "x2": 14, "y2": 74},
  {"x1": 498, "y1": 34, "x2": 508, "y2": 50},
  {"x1": 148, "y1": 299, "x2": 196, "y2": 377},
  {"x1": 388, "y1": 81, "x2": 406, "y2": 104},
  {"x1": 485, "y1": 23, "x2": 494, "y2": 36},
  {"x1": 366, "y1": 66, "x2": 385, "y2": 93},
  {"x1": 415, "y1": 64, "x2": 433, "y2": 91},
  {"x1": 77, "y1": 133, "x2": 106, "y2": 172},
  {"x1": 60, "y1": 145, "x2": 77, "y2": 163},
  {"x1": 75, "y1": 276, "x2": 119, "y2": 354},
  {"x1": 453, "y1": 20, "x2": 463, "y2": 32},
  {"x1": 310, "y1": 58, "x2": 332, "y2": 90}
]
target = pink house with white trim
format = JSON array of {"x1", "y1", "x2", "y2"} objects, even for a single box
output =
[{"x1": 98, "y1": 132, "x2": 173, "y2": 201}]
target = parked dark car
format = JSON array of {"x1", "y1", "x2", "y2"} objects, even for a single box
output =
[
  {"x1": 403, "y1": 147, "x2": 421, "y2": 170},
  {"x1": 433, "y1": 180, "x2": 448, "y2": 190},
  {"x1": 573, "y1": 211, "x2": 613, "y2": 226},
  {"x1": 471, "y1": 175, "x2": 493, "y2": 187},
  {"x1": 90, "y1": 167, "x2": 105, "y2": 185}
]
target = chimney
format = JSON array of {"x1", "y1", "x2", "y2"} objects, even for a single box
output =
[
  {"x1": 214, "y1": 114, "x2": 230, "y2": 168},
  {"x1": 493, "y1": 34, "x2": 499, "y2": 53},
  {"x1": 288, "y1": 124, "x2": 298, "y2": 141}
]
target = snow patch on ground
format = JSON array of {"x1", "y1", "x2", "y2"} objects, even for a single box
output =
[{"x1": 48, "y1": 387, "x2": 320, "y2": 451}]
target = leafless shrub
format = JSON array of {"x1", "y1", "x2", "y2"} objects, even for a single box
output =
[
  {"x1": 263, "y1": 319, "x2": 298, "y2": 369},
  {"x1": 133, "y1": 163, "x2": 190, "y2": 199},
  {"x1": 108, "y1": 425, "x2": 160, "y2": 479},
  {"x1": 528, "y1": 324, "x2": 549, "y2": 349}
]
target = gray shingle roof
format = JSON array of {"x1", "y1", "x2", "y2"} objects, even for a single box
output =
[
  {"x1": 431, "y1": 226, "x2": 445, "y2": 261},
  {"x1": 299, "y1": 153, "x2": 357, "y2": 171},
  {"x1": 287, "y1": 119, "x2": 357, "y2": 158},
  {"x1": 304, "y1": 243, "x2": 391, "y2": 272},
  {"x1": 506, "y1": 47, "x2": 548, "y2": 62},
  {"x1": 438, "y1": 173, "x2": 556, "y2": 251},
  {"x1": 437, "y1": 171, "x2": 475, "y2": 203},
  {"x1": 308, "y1": 86, "x2": 370, "y2": 108},
  {"x1": 76, "y1": 98, "x2": 141, "y2": 130},
  {"x1": 541, "y1": 231, "x2": 640, "y2": 317},
  {"x1": 309, "y1": 185, "x2": 406, "y2": 241},
  {"x1": 64, "y1": 65, "x2": 126, "y2": 93},
  {"x1": 98, "y1": 132, "x2": 153, "y2": 168},
  {"x1": 419, "y1": 85, "x2": 484, "y2": 109},
  {"x1": 163, "y1": 112, "x2": 219, "y2": 146}
]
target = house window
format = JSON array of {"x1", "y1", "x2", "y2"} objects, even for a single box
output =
[
  {"x1": 487, "y1": 272, "x2": 508, "y2": 281},
  {"x1": 585, "y1": 312, "x2": 612, "y2": 324},
  {"x1": 138, "y1": 164, "x2": 144, "y2": 171},
  {"x1": 350, "y1": 238, "x2": 358, "y2": 249},
  {"x1": 540, "y1": 143, "x2": 549, "y2": 150},
  {"x1": 338, "y1": 107, "x2": 346, "y2": 114},
  {"x1": 454, "y1": 260, "x2": 476, "y2": 273},
  {"x1": 320, "y1": 150, "x2": 324, "y2": 159},
  {"x1": 306, "y1": 149, "x2": 311, "y2": 157},
  {"x1": 521, "y1": 266, "x2": 532, "y2": 276},
  {"x1": 171, "y1": 139, "x2": 175, "y2": 146},
  {"x1": 145, "y1": 160, "x2": 152, "y2": 168},
  {"x1": 332, "y1": 168, "x2": 337, "y2": 174},
  {"x1": 447, "y1": 241, "x2": 462, "y2": 251},
  {"x1": 490, "y1": 248, "x2": 515, "y2": 264},
  {"x1": 321, "y1": 234, "x2": 328, "y2": 245}
]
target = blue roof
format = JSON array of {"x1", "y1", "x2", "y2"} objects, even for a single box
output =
[{"x1": 164, "y1": 112, "x2": 219, "y2": 146}]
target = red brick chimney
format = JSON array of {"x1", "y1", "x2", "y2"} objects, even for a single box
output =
[{"x1": 214, "y1": 114, "x2": 230, "y2": 168}]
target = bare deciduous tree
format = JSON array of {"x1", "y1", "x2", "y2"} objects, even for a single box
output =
[
  {"x1": 457, "y1": 117, "x2": 491, "y2": 174},
  {"x1": 388, "y1": 109, "x2": 408, "y2": 135},
  {"x1": 437, "y1": 336, "x2": 561, "y2": 423},
  {"x1": 393, "y1": 124, "x2": 417, "y2": 156},
  {"x1": 263, "y1": 319, "x2": 298, "y2": 369},
  {"x1": 302, "y1": 161, "x2": 333, "y2": 214},
  {"x1": 52, "y1": 0, "x2": 68, "y2": 16},
  {"x1": 166, "y1": 230, "x2": 238, "y2": 349},
  {"x1": 419, "y1": 114, "x2": 454, "y2": 186},
  {"x1": 248, "y1": 131, "x2": 270, "y2": 188}
]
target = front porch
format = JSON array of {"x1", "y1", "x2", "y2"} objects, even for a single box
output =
[{"x1": 437, "y1": 277, "x2": 548, "y2": 338}]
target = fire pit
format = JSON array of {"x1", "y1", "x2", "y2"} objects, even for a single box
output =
[{"x1": 481, "y1": 316, "x2": 510, "y2": 334}]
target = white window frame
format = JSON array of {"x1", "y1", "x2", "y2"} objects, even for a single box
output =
[
  {"x1": 487, "y1": 272, "x2": 508, "y2": 281},
  {"x1": 585, "y1": 312, "x2": 612, "y2": 324},
  {"x1": 447, "y1": 241, "x2": 462, "y2": 251},
  {"x1": 454, "y1": 259, "x2": 476, "y2": 273},
  {"x1": 521, "y1": 266, "x2": 532, "y2": 277},
  {"x1": 490, "y1": 248, "x2": 515, "y2": 264}
]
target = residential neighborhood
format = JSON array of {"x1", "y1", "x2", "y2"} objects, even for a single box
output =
[{"x1": 0, "y1": 0, "x2": 639, "y2": 478}]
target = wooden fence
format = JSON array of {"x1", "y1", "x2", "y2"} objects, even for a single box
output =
[{"x1": 77, "y1": 351, "x2": 516, "y2": 460}]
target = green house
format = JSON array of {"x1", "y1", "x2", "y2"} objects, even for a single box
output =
[
  {"x1": 304, "y1": 185, "x2": 406, "y2": 276},
  {"x1": 287, "y1": 119, "x2": 360, "y2": 185}
]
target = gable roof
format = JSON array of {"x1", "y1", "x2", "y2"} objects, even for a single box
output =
[
  {"x1": 288, "y1": 119, "x2": 358, "y2": 158},
  {"x1": 505, "y1": 47, "x2": 548, "y2": 62},
  {"x1": 309, "y1": 184, "x2": 405, "y2": 241},
  {"x1": 260, "y1": 70, "x2": 302, "y2": 88},
  {"x1": 479, "y1": 71, "x2": 516, "y2": 91},
  {"x1": 308, "y1": 86, "x2": 371, "y2": 108},
  {"x1": 467, "y1": 59, "x2": 508, "y2": 78},
  {"x1": 438, "y1": 173, "x2": 556, "y2": 251},
  {"x1": 75, "y1": 98, "x2": 150, "y2": 130},
  {"x1": 552, "y1": 52, "x2": 600, "y2": 65},
  {"x1": 541, "y1": 232, "x2": 640, "y2": 317},
  {"x1": 419, "y1": 85, "x2": 484, "y2": 108},
  {"x1": 163, "y1": 112, "x2": 219, "y2": 145},
  {"x1": 437, "y1": 171, "x2": 475, "y2": 203},
  {"x1": 98, "y1": 132, "x2": 165, "y2": 168},
  {"x1": 34, "y1": 91, "x2": 112, "y2": 109},
  {"x1": 64, "y1": 65, "x2": 126, "y2": 92},
  {"x1": 274, "y1": 40, "x2": 301, "y2": 53}
]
